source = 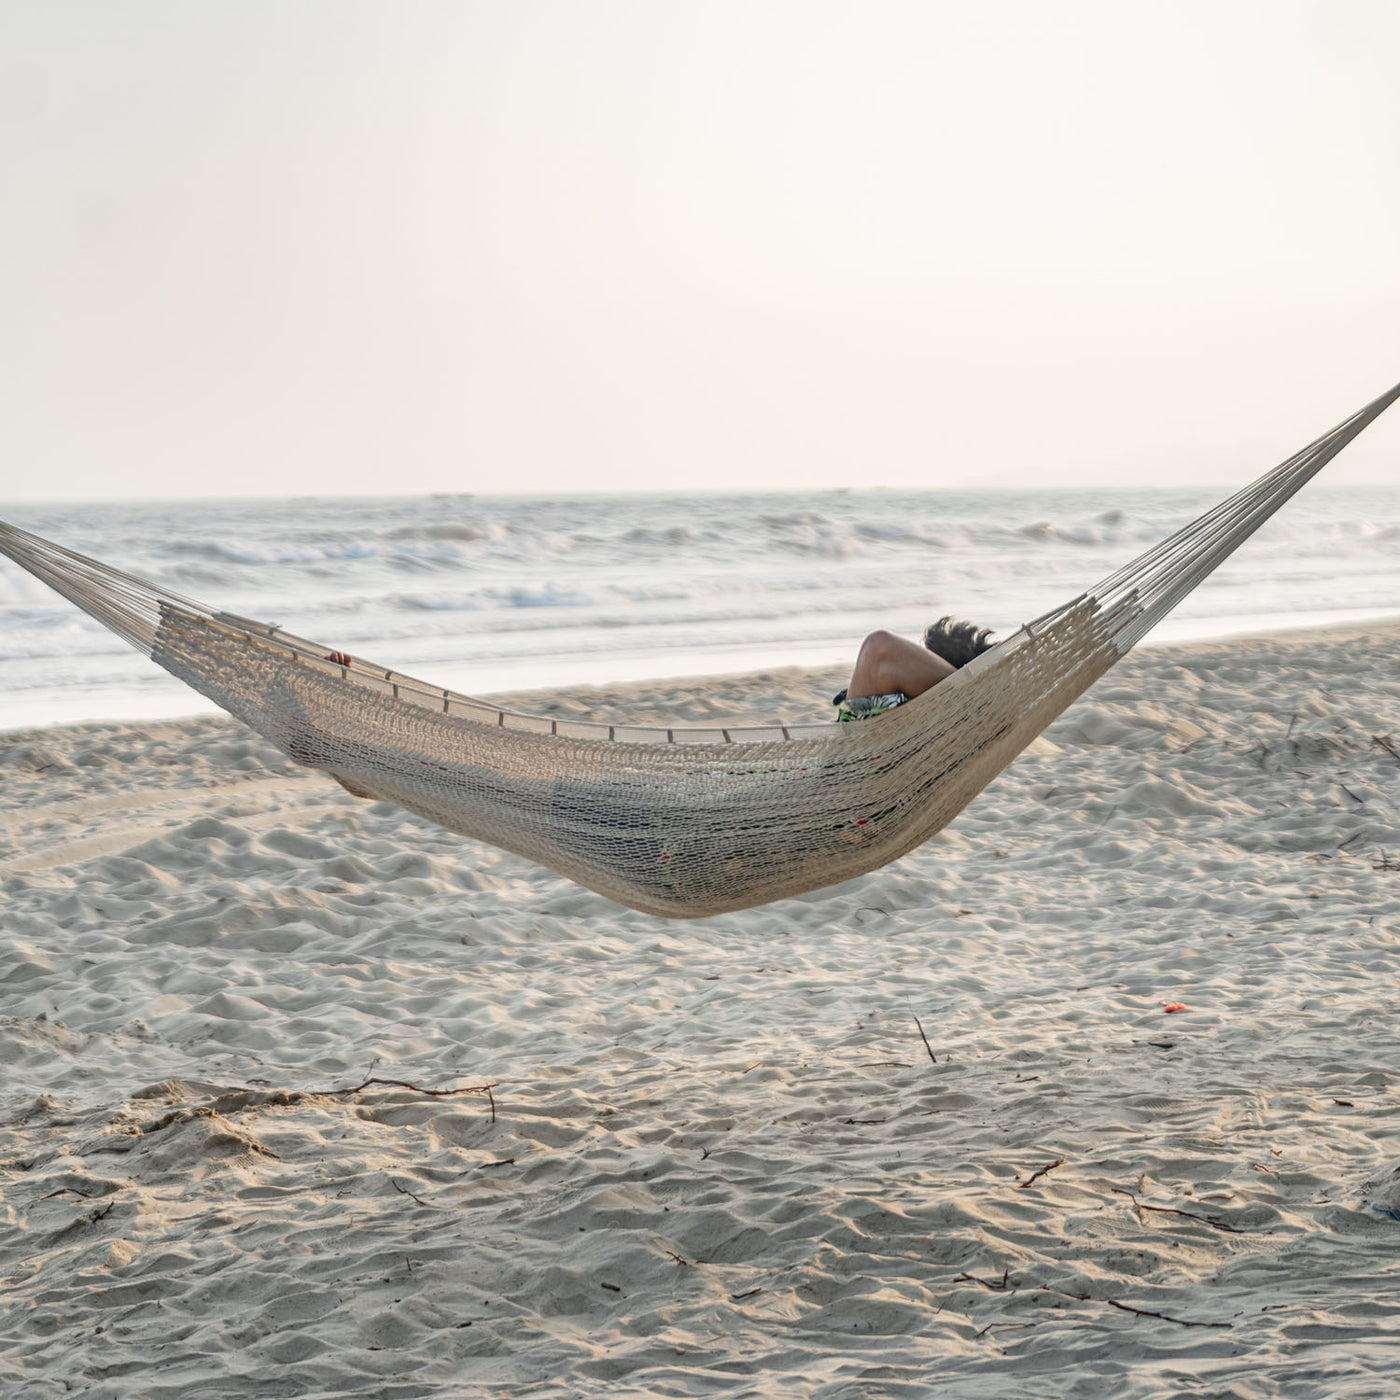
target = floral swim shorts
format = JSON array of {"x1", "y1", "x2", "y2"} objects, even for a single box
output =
[{"x1": 832, "y1": 689, "x2": 909, "y2": 722}]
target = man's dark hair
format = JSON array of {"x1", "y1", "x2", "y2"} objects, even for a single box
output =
[{"x1": 922, "y1": 616, "x2": 996, "y2": 668}]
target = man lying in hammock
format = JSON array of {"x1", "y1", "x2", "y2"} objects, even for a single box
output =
[{"x1": 833, "y1": 617, "x2": 996, "y2": 722}]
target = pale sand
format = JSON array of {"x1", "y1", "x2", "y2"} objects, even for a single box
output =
[{"x1": 3, "y1": 624, "x2": 1400, "y2": 1399}]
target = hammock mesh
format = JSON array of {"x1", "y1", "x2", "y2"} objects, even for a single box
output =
[{"x1": 3, "y1": 382, "x2": 1397, "y2": 917}]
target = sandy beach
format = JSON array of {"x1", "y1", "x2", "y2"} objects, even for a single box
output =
[{"x1": 4, "y1": 621, "x2": 1400, "y2": 1399}]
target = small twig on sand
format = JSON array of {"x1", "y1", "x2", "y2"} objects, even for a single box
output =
[
  {"x1": 35, "y1": 1188, "x2": 119, "y2": 1225},
  {"x1": 390, "y1": 1177, "x2": 430, "y2": 1207},
  {"x1": 912, "y1": 1013, "x2": 937, "y2": 1066},
  {"x1": 327, "y1": 1076, "x2": 497, "y2": 1122},
  {"x1": 1372, "y1": 735, "x2": 1400, "y2": 765},
  {"x1": 1040, "y1": 1284, "x2": 1231, "y2": 1329},
  {"x1": 1339, "y1": 783, "x2": 1365, "y2": 805},
  {"x1": 1104, "y1": 1298, "x2": 1231, "y2": 1328},
  {"x1": 333, "y1": 1074, "x2": 492, "y2": 1098},
  {"x1": 1017, "y1": 1156, "x2": 1067, "y2": 1190},
  {"x1": 956, "y1": 1271, "x2": 1233, "y2": 1330},
  {"x1": 1111, "y1": 1186, "x2": 1243, "y2": 1233}
]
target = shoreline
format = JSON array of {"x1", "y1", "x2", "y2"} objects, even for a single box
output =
[{"x1": 5, "y1": 609, "x2": 1400, "y2": 742}]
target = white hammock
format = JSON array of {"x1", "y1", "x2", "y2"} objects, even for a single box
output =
[{"x1": 3, "y1": 383, "x2": 1397, "y2": 917}]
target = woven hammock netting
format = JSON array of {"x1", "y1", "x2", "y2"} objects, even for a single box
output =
[{"x1": 3, "y1": 383, "x2": 1397, "y2": 917}]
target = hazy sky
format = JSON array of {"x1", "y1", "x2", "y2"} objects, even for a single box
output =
[{"x1": 3, "y1": 0, "x2": 1399, "y2": 499}]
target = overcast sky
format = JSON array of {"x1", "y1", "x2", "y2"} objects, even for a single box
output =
[{"x1": 2, "y1": 0, "x2": 1399, "y2": 500}]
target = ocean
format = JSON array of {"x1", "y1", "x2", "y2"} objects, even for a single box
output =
[{"x1": 3, "y1": 487, "x2": 1399, "y2": 732}]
